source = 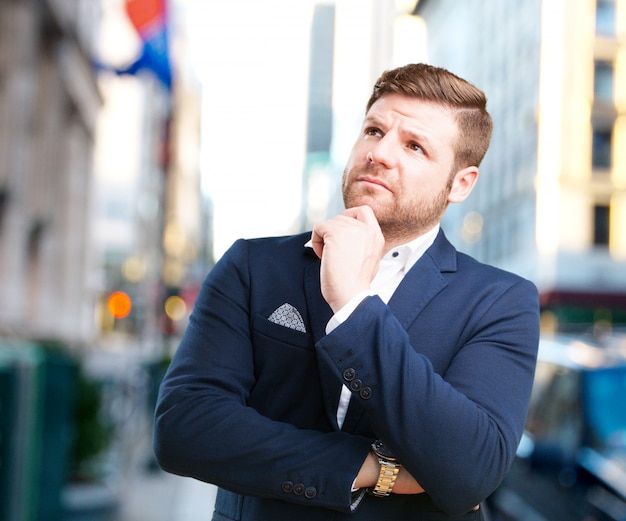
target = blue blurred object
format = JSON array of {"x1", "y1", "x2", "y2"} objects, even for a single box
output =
[
  {"x1": 120, "y1": 0, "x2": 172, "y2": 90},
  {"x1": 487, "y1": 334, "x2": 626, "y2": 521}
]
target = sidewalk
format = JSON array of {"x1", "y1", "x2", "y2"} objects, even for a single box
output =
[
  {"x1": 82, "y1": 345, "x2": 218, "y2": 521},
  {"x1": 118, "y1": 467, "x2": 217, "y2": 521}
]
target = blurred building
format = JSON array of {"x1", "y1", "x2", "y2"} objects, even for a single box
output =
[
  {"x1": 0, "y1": 0, "x2": 102, "y2": 344},
  {"x1": 0, "y1": 0, "x2": 209, "y2": 349},
  {"x1": 93, "y1": 0, "x2": 209, "y2": 351},
  {"x1": 300, "y1": 3, "x2": 335, "y2": 230},
  {"x1": 302, "y1": 0, "x2": 427, "y2": 226},
  {"x1": 415, "y1": 0, "x2": 626, "y2": 332}
]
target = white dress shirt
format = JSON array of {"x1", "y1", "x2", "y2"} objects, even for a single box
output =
[{"x1": 316, "y1": 225, "x2": 440, "y2": 428}]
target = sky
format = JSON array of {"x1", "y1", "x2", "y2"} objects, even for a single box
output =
[{"x1": 184, "y1": 0, "x2": 319, "y2": 258}]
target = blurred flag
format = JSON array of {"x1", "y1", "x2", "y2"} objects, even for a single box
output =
[{"x1": 120, "y1": 0, "x2": 172, "y2": 90}]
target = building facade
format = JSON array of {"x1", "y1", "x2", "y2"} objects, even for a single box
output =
[
  {"x1": 0, "y1": 0, "x2": 208, "y2": 350},
  {"x1": 92, "y1": 0, "x2": 207, "y2": 351},
  {"x1": 415, "y1": 0, "x2": 626, "y2": 332},
  {"x1": 0, "y1": 0, "x2": 102, "y2": 344},
  {"x1": 303, "y1": 0, "x2": 427, "y2": 224}
]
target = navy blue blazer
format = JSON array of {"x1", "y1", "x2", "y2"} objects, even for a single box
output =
[{"x1": 154, "y1": 229, "x2": 540, "y2": 520}]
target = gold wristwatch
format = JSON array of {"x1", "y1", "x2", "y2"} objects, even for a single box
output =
[{"x1": 369, "y1": 440, "x2": 401, "y2": 497}]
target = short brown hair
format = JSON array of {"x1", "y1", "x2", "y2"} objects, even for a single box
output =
[{"x1": 366, "y1": 63, "x2": 493, "y2": 170}]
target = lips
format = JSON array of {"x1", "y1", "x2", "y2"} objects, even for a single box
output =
[{"x1": 357, "y1": 176, "x2": 392, "y2": 193}]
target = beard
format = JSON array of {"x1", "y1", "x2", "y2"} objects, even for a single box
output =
[{"x1": 341, "y1": 165, "x2": 452, "y2": 243}]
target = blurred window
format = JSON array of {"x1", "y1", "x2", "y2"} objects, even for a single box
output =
[
  {"x1": 584, "y1": 368, "x2": 626, "y2": 449},
  {"x1": 594, "y1": 60, "x2": 614, "y2": 102},
  {"x1": 526, "y1": 364, "x2": 583, "y2": 454},
  {"x1": 596, "y1": 0, "x2": 616, "y2": 36},
  {"x1": 0, "y1": 187, "x2": 8, "y2": 230},
  {"x1": 592, "y1": 128, "x2": 612, "y2": 169},
  {"x1": 593, "y1": 204, "x2": 610, "y2": 246}
]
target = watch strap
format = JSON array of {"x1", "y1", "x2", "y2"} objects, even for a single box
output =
[{"x1": 369, "y1": 456, "x2": 401, "y2": 497}]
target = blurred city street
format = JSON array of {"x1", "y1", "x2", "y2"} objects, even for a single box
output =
[
  {"x1": 2, "y1": 0, "x2": 626, "y2": 520},
  {"x1": 82, "y1": 343, "x2": 218, "y2": 521},
  {"x1": 118, "y1": 463, "x2": 216, "y2": 521}
]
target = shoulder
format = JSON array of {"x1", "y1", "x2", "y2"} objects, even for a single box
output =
[
  {"x1": 433, "y1": 230, "x2": 537, "y2": 293},
  {"x1": 245, "y1": 231, "x2": 313, "y2": 253},
  {"x1": 453, "y1": 252, "x2": 539, "y2": 317},
  {"x1": 225, "y1": 231, "x2": 316, "y2": 264},
  {"x1": 458, "y1": 250, "x2": 529, "y2": 282},
  {"x1": 214, "y1": 231, "x2": 316, "y2": 274}
]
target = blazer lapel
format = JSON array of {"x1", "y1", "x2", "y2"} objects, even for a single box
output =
[
  {"x1": 388, "y1": 229, "x2": 457, "y2": 328},
  {"x1": 303, "y1": 253, "x2": 333, "y2": 343},
  {"x1": 303, "y1": 253, "x2": 342, "y2": 429}
]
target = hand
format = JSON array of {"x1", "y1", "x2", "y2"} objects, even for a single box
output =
[{"x1": 311, "y1": 206, "x2": 385, "y2": 312}]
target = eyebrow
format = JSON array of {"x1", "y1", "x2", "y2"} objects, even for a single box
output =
[{"x1": 364, "y1": 114, "x2": 433, "y2": 146}]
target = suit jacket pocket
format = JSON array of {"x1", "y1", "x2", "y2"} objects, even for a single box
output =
[
  {"x1": 252, "y1": 314, "x2": 311, "y2": 350},
  {"x1": 249, "y1": 314, "x2": 327, "y2": 429}
]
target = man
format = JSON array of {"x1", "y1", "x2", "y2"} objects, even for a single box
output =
[{"x1": 154, "y1": 63, "x2": 539, "y2": 520}]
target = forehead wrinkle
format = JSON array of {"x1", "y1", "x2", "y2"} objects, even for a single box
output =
[
  {"x1": 364, "y1": 111, "x2": 436, "y2": 154},
  {"x1": 365, "y1": 97, "x2": 459, "y2": 161}
]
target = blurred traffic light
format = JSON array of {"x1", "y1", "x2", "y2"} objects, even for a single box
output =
[
  {"x1": 106, "y1": 291, "x2": 132, "y2": 319},
  {"x1": 164, "y1": 295, "x2": 186, "y2": 321}
]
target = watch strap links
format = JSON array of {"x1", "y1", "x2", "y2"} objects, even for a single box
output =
[{"x1": 369, "y1": 458, "x2": 401, "y2": 497}]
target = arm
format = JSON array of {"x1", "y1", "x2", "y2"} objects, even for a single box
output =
[
  {"x1": 316, "y1": 282, "x2": 539, "y2": 514},
  {"x1": 153, "y1": 239, "x2": 372, "y2": 512}
]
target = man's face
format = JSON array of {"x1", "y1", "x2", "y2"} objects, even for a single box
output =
[{"x1": 342, "y1": 93, "x2": 460, "y2": 241}]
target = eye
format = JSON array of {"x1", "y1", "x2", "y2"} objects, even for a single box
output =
[
  {"x1": 365, "y1": 127, "x2": 383, "y2": 138},
  {"x1": 408, "y1": 142, "x2": 425, "y2": 154}
]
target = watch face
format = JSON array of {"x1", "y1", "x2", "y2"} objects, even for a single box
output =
[{"x1": 372, "y1": 439, "x2": 395, "y2": 459}]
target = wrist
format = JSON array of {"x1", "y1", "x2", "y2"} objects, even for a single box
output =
[
  {"x1": 354, "y1": 452, "x2": 380, "y2": 490},
  {"x1": 368, "y1": 440, "x2": 402, "y2": 497},
  {"x1": 325, "y1": 291, "x2": 373, "y2": 334}
]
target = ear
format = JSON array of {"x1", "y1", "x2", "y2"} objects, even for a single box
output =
[{"x1": 447, "y1": 166, "x2": 478, "y2": 204}]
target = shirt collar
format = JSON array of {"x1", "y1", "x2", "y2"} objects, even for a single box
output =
[
  {"x1": 304, "y1": 224, "x2": 440, "y2": 274},
  {"x1": 382, "y1": 224, "x2": 440, "y2": 274}
]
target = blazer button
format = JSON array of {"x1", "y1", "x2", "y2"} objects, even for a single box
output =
[
  {"x1": 293, "y1": 483, "x2": 306, "y2": 495},
  {"x1": 343, "y1": 368, "x2": 356, "y2": 381},
  {"x1": 305, "y1": 486, "x2": 317, "y2": 499},
  {"x1": 359, "y1": 386, "x2": 372, "y2": 400},
  {"x1": 349, "y1": 379, "x2": 362, "y2": 391},
  {"x1": 281, "y1": 481, "x2": 294, "y2": 493}
]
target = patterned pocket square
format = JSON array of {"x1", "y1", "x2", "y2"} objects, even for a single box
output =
[{"x1": 268, "y1": 303, "x2": 306, "y2": 333}]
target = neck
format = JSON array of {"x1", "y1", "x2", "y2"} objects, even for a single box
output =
[{"x1": 381, "y1": 225, "x2": 439, "y2": 255}]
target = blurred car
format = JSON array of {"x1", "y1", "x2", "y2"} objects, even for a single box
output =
[{"x1": 487, "y1": 334, "x2": 626, "y2": 521}]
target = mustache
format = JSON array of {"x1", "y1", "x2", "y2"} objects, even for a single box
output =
[{"x1": 343, "y1": 164, "x2": 391, "y2": 192}]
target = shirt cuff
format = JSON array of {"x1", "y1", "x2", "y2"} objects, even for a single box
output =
[
  {"x1": 325, "y1": 290, "x2": 373, "y2": 335},
  {"x1": 350, "y1": 488, "x2": 367, "y2": 511}
]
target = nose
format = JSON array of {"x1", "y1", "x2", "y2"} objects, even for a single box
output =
[{"x1": 368, "y1": 136, "x2": 397, "y2": 169}]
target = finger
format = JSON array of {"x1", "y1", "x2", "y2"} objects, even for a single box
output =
[
  {"x1": 341, "y1": 205, "x2": 378, "y2": 225},
  {"x1": 310, "y1": 228, "x2": 324, "y2": 259}
]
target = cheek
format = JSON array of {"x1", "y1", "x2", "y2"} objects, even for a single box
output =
[{"x1": 397, "y1": 177, "x2": 438, "y2": 203}]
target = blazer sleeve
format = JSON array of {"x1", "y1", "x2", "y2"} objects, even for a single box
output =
[
  {"x1": 315, "y1": 273, "x2": 540, "y2": 515},
  {"x1": 153, "y1": 239, "x2": 371, "y2": 512}
]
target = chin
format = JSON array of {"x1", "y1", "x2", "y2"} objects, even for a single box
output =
[{"x1": 344, "y1": 189, "x2": 387, "y2": 210}]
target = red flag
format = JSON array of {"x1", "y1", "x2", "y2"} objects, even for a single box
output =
[
  {"x1": 121, "y1": 0, "x2": 172, "y2": 89},
  {"x1": 125, "y1": 0, "x2": 166, "y2": 37}
]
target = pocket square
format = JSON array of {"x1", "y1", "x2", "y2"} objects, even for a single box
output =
[{"x1": 268, "y1": 303, "x2": 306, "y2": 333}]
